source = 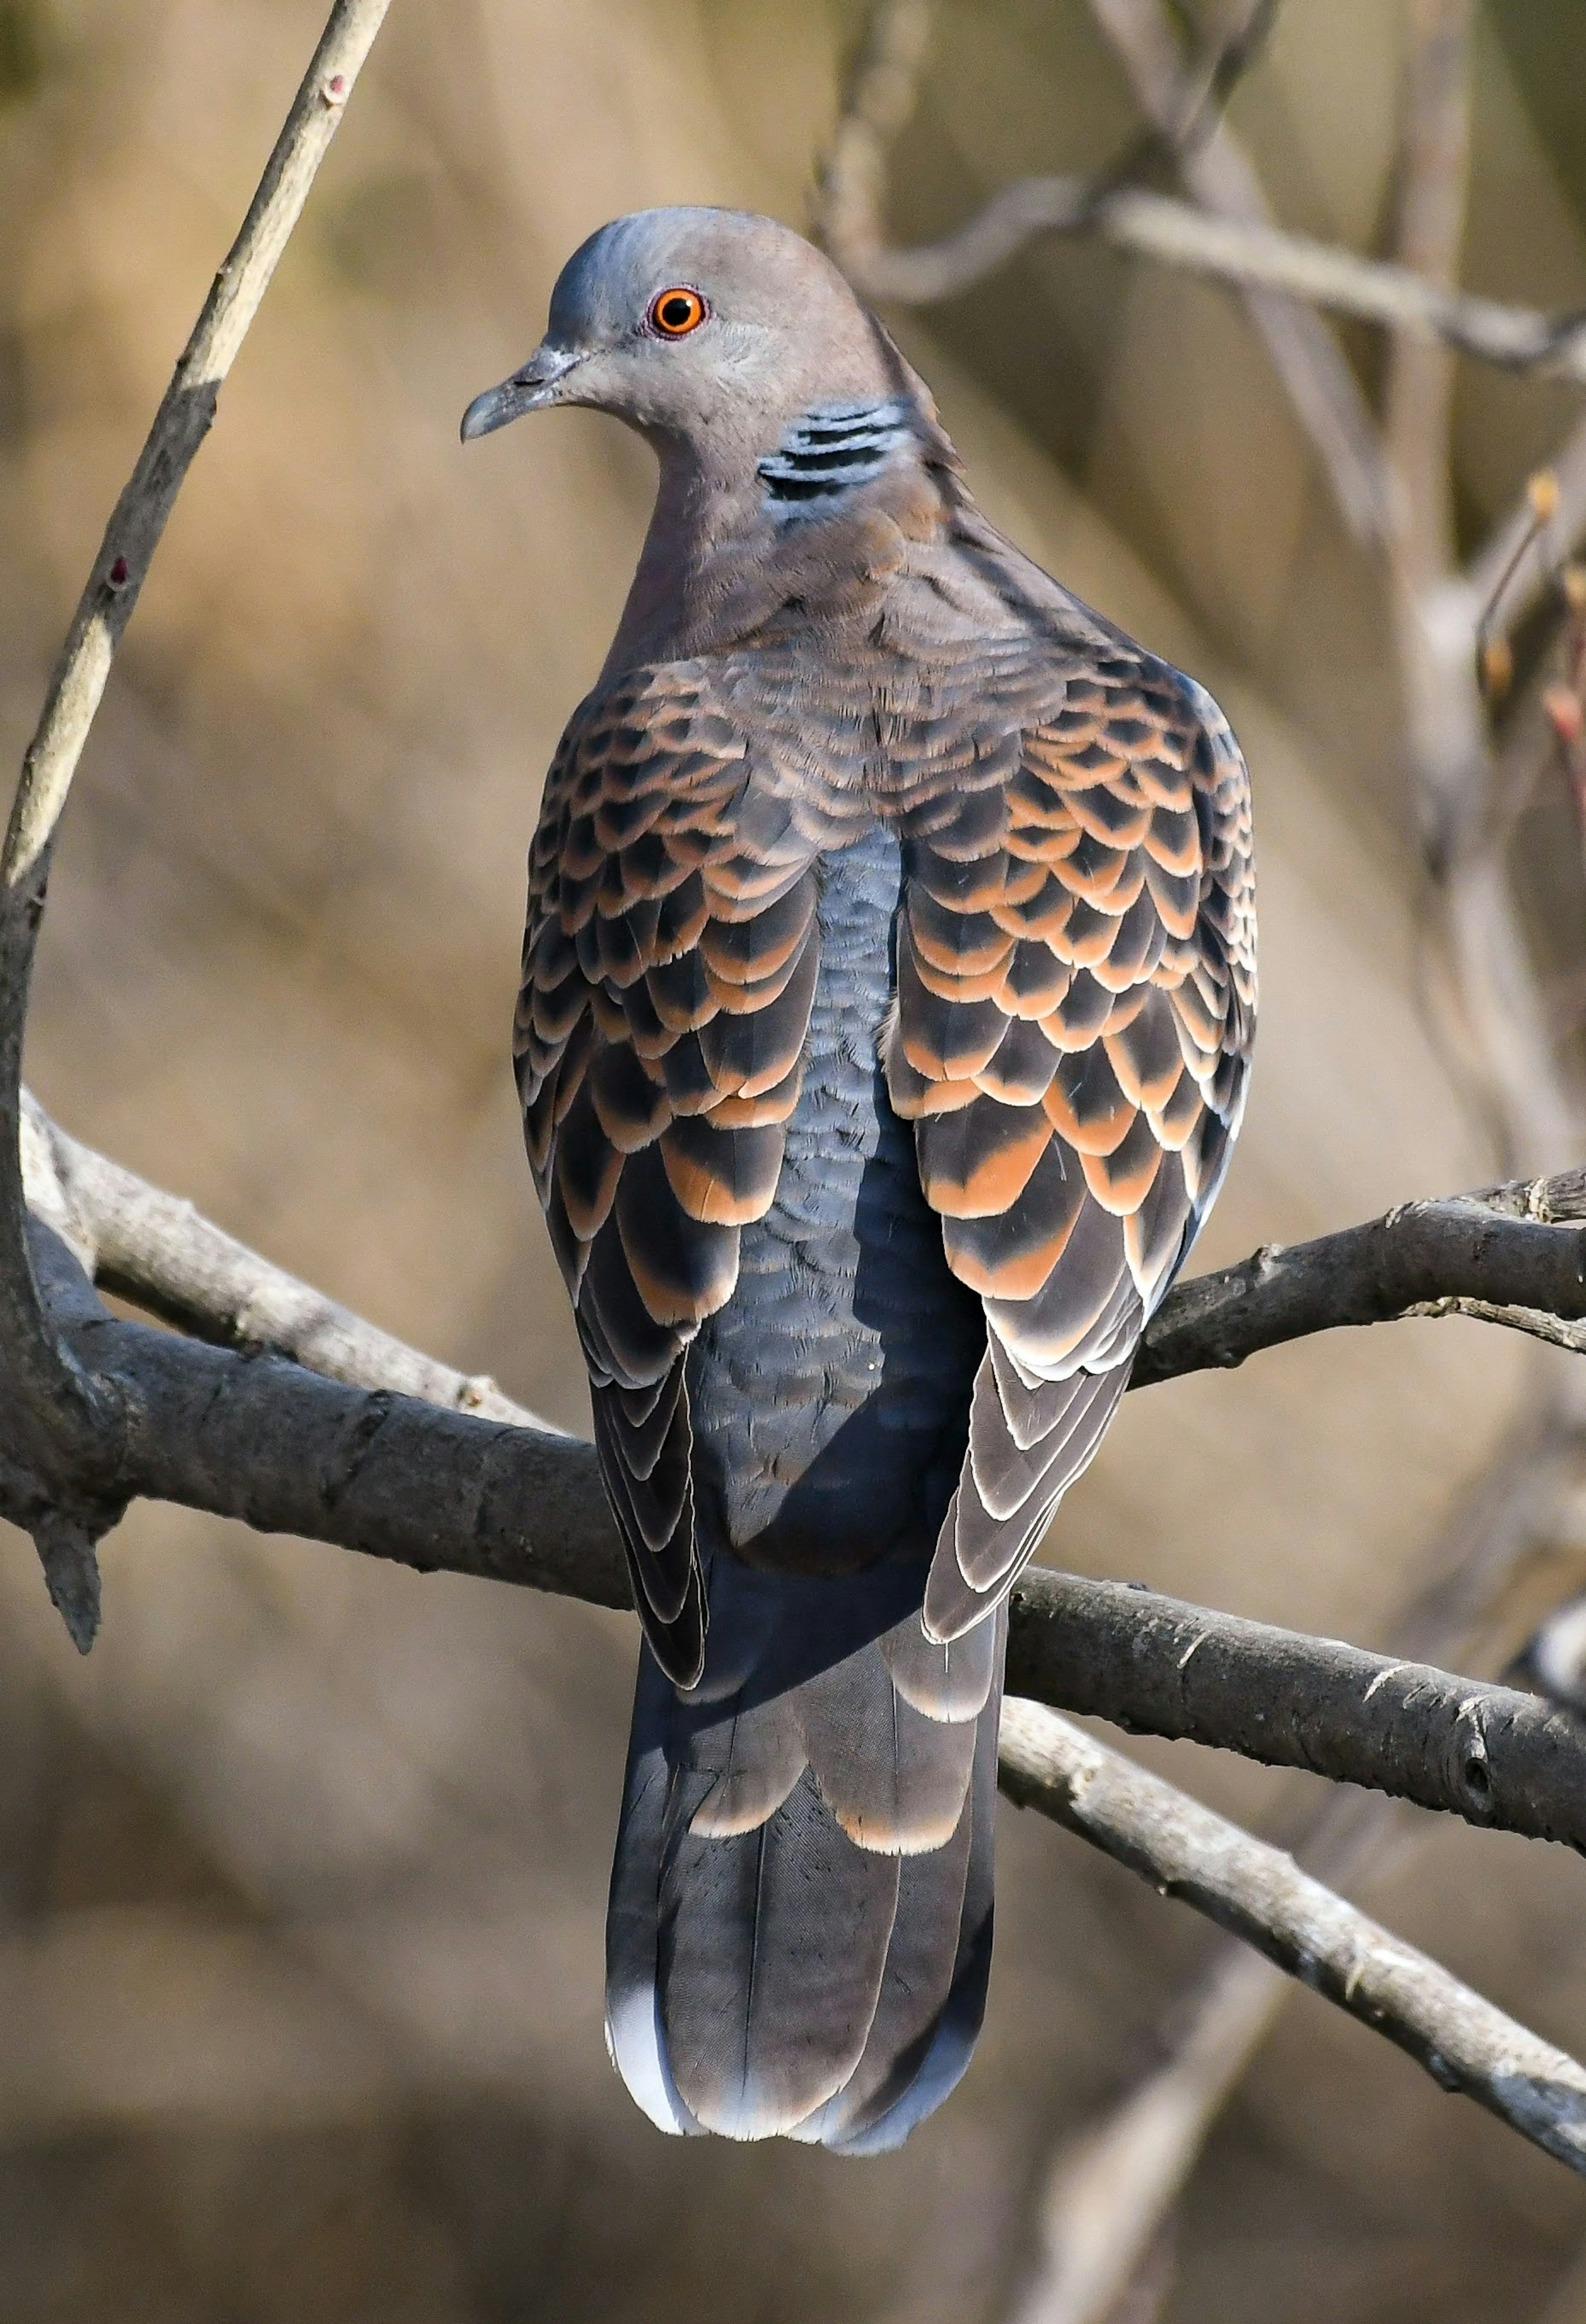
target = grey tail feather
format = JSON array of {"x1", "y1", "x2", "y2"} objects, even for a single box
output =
[{"x1": 605, "y1": 1554, "x2": 1003, "y2": 2148}]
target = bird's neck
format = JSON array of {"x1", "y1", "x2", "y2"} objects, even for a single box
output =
[{"x1": 599, "y1": 401, "x2": 957, "y2": 682}]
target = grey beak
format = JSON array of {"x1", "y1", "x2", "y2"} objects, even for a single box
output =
[{"x1": 460, "y1": 344, "x2": 583, "y2": 442}]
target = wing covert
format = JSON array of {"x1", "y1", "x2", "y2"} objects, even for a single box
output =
[
  {"x1": 886, "y1": 653, "x2": 1256, "y2": 1641},
  {"x1": 517, "y1": 665, "x2": 820, "y2": 1685}
]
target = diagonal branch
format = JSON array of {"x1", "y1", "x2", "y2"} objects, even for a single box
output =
[
  {"x1": 999, "y1": 1701, "x2": 1586, "y2": 2180},
  {"x1": 1086, "y1": 0, "x2": 1390, "y2": 540},
  {"x1": 0, "y1": 0, "x2": 392, "y2": 1630},
  {"x1": 817, "y1": 2, "x2": 1586, "y2": 390},
  {"x1": 20, "y1": 1092, "x2": 553, "y2": 1432}
]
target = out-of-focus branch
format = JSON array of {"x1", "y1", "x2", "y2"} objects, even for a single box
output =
[
  {"x1": 1086, "y1": 0, "x2": 1389, "y2": 540},
  {"x1": 998, "y1": 1700, "x2": 1586, "y2": 2180},
  {"x1": 1023, "y1": 17, "x2": 1586, "y2": 2310},
  {"x1": 1384, "y1": 0, "x2": 1472, "y2": 590},
  {"x1": 1006, "y1": 1946, "x2": 1282, "y2": 2324},
  {"x1": 0, "y1": 0, "x2": 392, "y2": 1646},
  {"x1": 818, "y1": 2, "x2": 1586, "y2": 392}
]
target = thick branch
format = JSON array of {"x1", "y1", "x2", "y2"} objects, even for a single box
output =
[
  {"x1": 19, "y1": 1204, "x2": 1586, "y2": 1854},
  {"x1": 999, "y1": 1702, "x2": 1586, "y2": 2179},
  {"x1": 1007, "y1": 1569, "x2": 1586, "y2": 1853}
]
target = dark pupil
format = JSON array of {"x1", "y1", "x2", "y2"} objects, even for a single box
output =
[{"x1": 660, "y1": 296, "x2": 693, "y2": 330}]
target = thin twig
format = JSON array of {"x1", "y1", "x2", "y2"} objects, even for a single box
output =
[
  {"x1": 0, "y1": 0, "x2": 391, "y2": 1592},
  {"x1": 817, "y1": 7, "x2": 1586, "y2": 390},
  {"x1": 998, "y1": 1700, "x2": 1586, "y2": 2179},
  {"x1": 1087, "y1": 0, "x2": 1389, "y2": 540}
]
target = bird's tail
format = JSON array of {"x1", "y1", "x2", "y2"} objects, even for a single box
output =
[{"x1": 605, "y1": 1552, "x2": 1001, "y2": 2152}]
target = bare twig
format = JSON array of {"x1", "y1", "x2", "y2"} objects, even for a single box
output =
[
  {"x1": 1467, "y1": 415, "x2": 1586, "y2": 644},
  {"x1": 998, "y1": 1700, "x2": 1586, "y2": 2179},
  {"x1": 818, "y1": 8, "x2": 1586, "y2": 394},
  {"x1": 0, "y1": 0, "x2": 391, "y2": 1630},
  {"x1": 1087, "y1": 0, "x2": 1389, "y2": 540}
]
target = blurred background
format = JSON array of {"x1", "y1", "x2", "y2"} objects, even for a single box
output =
[{"x1": 3, "y1": 0, "x2": 1586, "y2": 2317}]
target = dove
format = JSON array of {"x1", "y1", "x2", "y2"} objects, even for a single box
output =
[{"x1": 462, "y1": 207, "x2": 1255, "y2": 2151}]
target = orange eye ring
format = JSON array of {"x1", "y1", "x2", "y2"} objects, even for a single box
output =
[{"x1": 648, "y1": 285, "x2": 709, "y2": 339}]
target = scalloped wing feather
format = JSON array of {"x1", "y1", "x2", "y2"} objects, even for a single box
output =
[
  {"x1": 888, "y1": 658, "x2": 1256, "y2": 1643},
  {"x1": 518, "y1": 665, "x2": 821, "y2": 1684}
]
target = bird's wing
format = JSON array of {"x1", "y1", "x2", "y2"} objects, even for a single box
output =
[
  {"x1": 886, "y1": 651, "x2": 1256, "y2": 1641},
  {"x1": 517, "y1": 663, "x2": 820, "y2": 1684}
]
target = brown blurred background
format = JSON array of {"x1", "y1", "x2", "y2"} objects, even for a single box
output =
[{"x1": 3, "y1": 1, "x2": 1586, "y2": 2317}]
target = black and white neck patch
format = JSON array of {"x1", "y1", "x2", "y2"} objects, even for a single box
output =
[{"x1": 757, "y1": 399, "x2": 915, "y2": 519}]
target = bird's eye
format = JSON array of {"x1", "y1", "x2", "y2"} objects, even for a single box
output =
[{"x1": 648, "y1": 286, "x2": 709, "y2": 338}]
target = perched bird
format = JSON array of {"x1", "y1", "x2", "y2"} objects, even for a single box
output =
[{"x1": 462, "y1": 207, "x2": 1255, "y2": 2152}]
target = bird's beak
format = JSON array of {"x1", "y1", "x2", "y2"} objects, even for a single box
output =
[{"x1": 460, "y1": 343, "x2": 583, "y2": 442}]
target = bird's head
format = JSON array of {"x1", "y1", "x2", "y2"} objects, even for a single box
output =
[{"x1": 461, "y1": 207, "x2": 921, "y2": 474}]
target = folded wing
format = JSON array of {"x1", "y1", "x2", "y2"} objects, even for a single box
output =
[
  {"x1": 886, "y1": 651, "x2": 1257, "y2": 1640},
  {"x1": 516, "y1": 664, "x2": 820, "y2": 1683}
]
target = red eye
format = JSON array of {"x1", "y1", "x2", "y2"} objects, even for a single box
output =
[{"x1": 648, "y1": 285, "x2": 708, "y2": 338}]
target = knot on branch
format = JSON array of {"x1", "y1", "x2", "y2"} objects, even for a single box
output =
[{"x1": 0, "y1": 1442, "x2": 124, "y2": 1653}]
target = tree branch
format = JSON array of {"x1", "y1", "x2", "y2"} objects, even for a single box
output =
[
  {"x1": 19, "y1": 1092, "x2": 553, "y2": 1432},
  {"x1": 1131, "y1": 1167, "x2": 1586, "y2": 1385},
  {"x1": 0, "y1": 0, "x2": 392, "y2": 1635},
  {"x1": 818, "y1": 2, "x2": 1586, "y2": 389},
  {"x1": 1086, "y1": 0, "x2": 1391, "y2": 542},
  {"x1": 1008, "y1": 1568, "x2": 1586, "y2": 1855},
  {"x1": 998, "y1": 1701, "x2": 1586, "y2": 2179},
  {"x1": 17, "y1": 1159, "x2": 1586, "y2": 1855},
  {"x1": 28, "y1": 1085, "x2": 1586, "y2": 1416}
]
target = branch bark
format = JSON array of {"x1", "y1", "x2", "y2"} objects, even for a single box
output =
[
  {"x1": 1008, "y1": 1569, "x2": 1586, "y2": 1854},
  {"x1": 17, "y1": 1171, "x2": 1586, "y2": 1856},
  {"x1": 999, "y1": 1701, "x2": 1586, "y2": 2180},
  {"x1": 1131, "y1": 1169, "x2": 1586, "y2": 1384},
  {"x1": 1086, "y1": 0, "x2": 1390, "y2": 541}
]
